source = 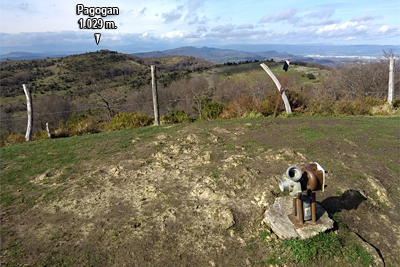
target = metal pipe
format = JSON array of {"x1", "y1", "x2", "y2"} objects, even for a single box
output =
[
  {"x1": 298, "y1": 196, "x2": 304, "y2": 224},
  {"x1": 311, "y1": 192, "x2": 316, "y2": 223}
]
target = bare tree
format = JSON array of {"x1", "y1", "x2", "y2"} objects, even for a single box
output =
[
  {"x1": 33, "y1": 94, "x2": 73, "y2": 131},
  {"x1": 312, "y1": 60, "x2": 394, "y2": 100}
]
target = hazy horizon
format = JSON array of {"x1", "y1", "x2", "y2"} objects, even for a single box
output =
[{"x1": 1, "y1": 0, "x2": 399, "y2": 54}]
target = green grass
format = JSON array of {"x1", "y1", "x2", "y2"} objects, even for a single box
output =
[
  {"x1": 264, "y1": 231, "x2": 373, "y2": 266},
  {"x1": 1, "y1": 115, "x2": 397, "y2": 266}
]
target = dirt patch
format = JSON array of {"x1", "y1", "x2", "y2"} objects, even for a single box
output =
[{"x1": 1, "y1": 117, "x2": 399, "y2": 266}]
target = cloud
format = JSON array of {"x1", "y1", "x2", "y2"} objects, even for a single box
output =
[
  {"x1": 350, "y1": 13, "x2": 383, "y2": 22},
  {"x1": 196, "y1": 26, "x2": 207, "y2": 33},
  {"x1": 300, "y1": 8, "x2": 339, "y2": 27},
  {"x1": 211, "y1": 24, "x2": 235, "y2": 33},
  {"x1": 316, "y1": 3, "x2": 351, "y2": 8},
  {"x1": 187, "y1": 14, "x2": 209, "y2": 25},
  {"x1": 259, "y1": 8, "x2": 297, "y2": 23},
  {"x1": 161, "y1": 10, "x2": 182, "y2": 23},
  {"x1": 187, "y1": 0, "x2": 205, "y2": 12},
  {"x1": 18, "y1": 3, "x2": 29, "y2": 11},
  {"x1": 139, "y1": 7, "x2": 147, "y2": 16},
  {"x1": 306, "y1": 8, "x2": 335, "y2": 19},
  {"x1": 161, "y1": 31, "x2": 185, "y2": 39},
  {"x1": 237, "y1": 24, "x2": 254, "y2": 30},
  {"x1": 204, "y1": 29, "x2": 272, "y2": 39},
  {"x1": 316, "y1": 22, "x2": 358, "y2": 34}
]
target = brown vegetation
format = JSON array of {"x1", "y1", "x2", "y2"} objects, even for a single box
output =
[{"x1": 1, "y1": 56, "x2": 399, "y2": 146}]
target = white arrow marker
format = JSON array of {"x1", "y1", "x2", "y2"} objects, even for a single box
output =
[{"x1": 94, "y1": 33, "x2": 101, "y2": 45}]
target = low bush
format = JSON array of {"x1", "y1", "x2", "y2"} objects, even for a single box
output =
[
  {"x1": 106, "y1": 111, "x2": 154, "y2": 131},
  {"x1": 161, "y1": 110, "x2": 191, "y2": 124},
  {"x1": 53, "y1": 126, "x2": 70, "y2": 138},
  {"x1": 221, "y1": 95, "x2": 261, "y2": 119},
  {"x1": 199, "y1": 100, "x2": 224, "y2": 120},
  {"x1": 241, "y1": 110, "x2": 263, "y2": 118},
  {"x1": 260, "y1": 91, "x2": 285, "y2": 116},
  {"x1": 305, "y1": 97, "x2": 335, "y2": 116},
  {"x1": 3, "y1": 133, "x2": 25, "y2": 146},
  {"x1": 32, "y1": 130, "x2": 50, "y2": 141},
  {"x1": 70, "y1": 118, "x2": 101, "y2": 136}
]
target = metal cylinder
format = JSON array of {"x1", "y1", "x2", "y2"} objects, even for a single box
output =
[
  {"x1": 286, "y1": 166, "x2": 302, "y2": 181},
  {"x1": 297, "y1": 195, "x2": 311, "y2": 221},
  {"x1": 279, "y1": 179, "x2": 289, "y2": 192}
]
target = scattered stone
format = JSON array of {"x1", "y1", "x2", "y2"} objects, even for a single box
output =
[
  {"x1": 186, "y1": 134, "x2": 199, "y2": 143},
  {"x1": 219, "y1": 209, "x2": 235, "y2": 230},
  {"x1": 157, "y1": 133, "x2": 170, "y2": 140},
  {"x1": 207, "y1": 133, "x2": 219, "y2": 143}
]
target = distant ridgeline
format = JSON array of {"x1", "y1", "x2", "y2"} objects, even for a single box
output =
[{"x1": 0, "y1": 50, "x2": 215, "y2": 98}]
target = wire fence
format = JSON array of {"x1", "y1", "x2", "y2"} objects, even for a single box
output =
[
  {"x1": 2, "y1": 87, "x2": 399, "y2": 124},
  {"x1": 0, "y1": 91, "x2": 271, "y2": 122}
]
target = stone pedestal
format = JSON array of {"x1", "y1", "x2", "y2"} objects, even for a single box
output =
[{"x1": 264, "y1": 196, "x2": 334, "y2": 240}]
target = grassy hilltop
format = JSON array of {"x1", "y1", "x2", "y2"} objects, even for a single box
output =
[
  {"x1": 1, "y1": 116, "x2": 399, "y2": 266},
  {"x1": 1, "y1": 50, "x2": 400, "y2": 266}
]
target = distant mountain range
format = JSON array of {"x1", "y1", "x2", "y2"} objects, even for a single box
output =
[
  {"x1": 1, "y1": 44, "x2": 399, "y2": 65},
  {"x1": 131, "y1": 46, "x2": 339, "y2": 65},
  {"x1": 131, "y1": 46, "x2": 293, "y2": 63},
  {"x1": 0, "y1": 51, "x2": 73, "y2": 61}
]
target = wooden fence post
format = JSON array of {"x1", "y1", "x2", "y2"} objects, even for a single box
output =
[
  {"x1": 46, "y1": 122, "x2": 51, "y2": 139},
  {"x1": 22, "y1": 84, "x2": 33, "y2": 142},
  {"x1": 388, "y1": 58, "x2": 395, "y2": 105},
  {"x1": 151, "y1": 65, "x2": 160, "y2": 126}
]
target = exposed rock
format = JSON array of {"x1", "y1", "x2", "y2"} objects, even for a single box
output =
[
  {"x1": 264, "y1": 196, "x2": 334, "y2": 240},
  {"x1": 208, "y1": 133, "x2": 220, "y2": 143},
  {"x1": 218, "y1": 209, "x2": 235, "y2": 230},
  {"x1": 366, "y1": 175, "x2": 390, "y2": 207},
  {"x1": 186, "y1": 133, "x2": 199, "y2": 143}
]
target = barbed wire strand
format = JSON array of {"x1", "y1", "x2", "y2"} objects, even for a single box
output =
[{"x1": 1, "y1": 89, "x2": 398, "y2": 122}]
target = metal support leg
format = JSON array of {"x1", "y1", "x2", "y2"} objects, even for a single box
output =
[
  {"x1": 298, "y1": 197, "x2": 304, "y2": 225},
  {"x1": 311, "y1": 192, "x2": 316, "y2": 223},
  {"x1": 292, "y1": 198, "x2": 297, "y2": 216}
]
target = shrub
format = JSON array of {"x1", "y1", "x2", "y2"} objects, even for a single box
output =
[
  {"x1": 286, "y1": 90, "x2": 306, "y2": 113},
  {"x1": 305, "y1": 97, "x2": 335, "y2": 116},
  {"x1": 53, "y1": 126, "x2": 70, "y2": 138},
  {"x1": 161, "y1": 110, "x2": 191, "y2": 124},
  {"x1": 107, "y1": 111, "x2": 154, "y2": 131},
  {"x1": 4, "y1": 133, "x2": 25, "y2": 146},
  {"x1": 199, "y1": 100, "x2": 224, "y2": 120},
  {"x1": 307, "y1": 73, "x2": 316, "y2": 79},
  {"x1": 241, "y1": 110, "x2": 263, "y2": 118},
  {"x1": 333, "y1": 96, "x2": 370, "y2": 116},
  {"x1": 260, "y1": 91, "x2": 285, "y2": 116},
  {"x1": 221, "y1": 95, "x2": 261, "y2": 119},
  {"x1": 67, "y1": 109, "x2": 87, "y2": 126},
  {"x1": 32, "y1": 130, "x2": 50, "y2": 141},
  {"x1": 70, "y1": 118, "x2": 101, "y2": 136}
]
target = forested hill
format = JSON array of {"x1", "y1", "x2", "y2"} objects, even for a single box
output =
[{"x1": 0, "y1": 49, "x2": 216, "y2": 98}]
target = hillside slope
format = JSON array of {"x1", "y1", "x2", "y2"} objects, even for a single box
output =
[
  {"x1": 1, "y1": 116, "x2": 398, "y2": 266},
  {"x1": 0, "y1": 50, "x2": 215, "y2": 99}
]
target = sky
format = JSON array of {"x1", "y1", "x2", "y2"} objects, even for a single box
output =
[{"x1": 0, "y1": 0, "x2": 399, "y2": 52}]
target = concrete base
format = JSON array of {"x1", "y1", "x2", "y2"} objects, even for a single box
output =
[{"x1": 264, "y1": 196, "x2": 334, "y2": 240}]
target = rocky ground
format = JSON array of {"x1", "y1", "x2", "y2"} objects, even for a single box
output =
[{"x1": 1, "y1": 117, "x2": 399, "y2": 266}]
